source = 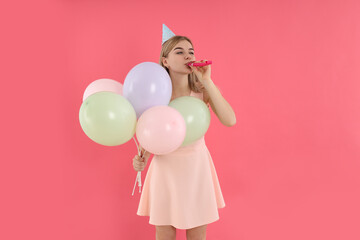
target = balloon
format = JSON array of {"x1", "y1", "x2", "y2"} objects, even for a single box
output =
[
  {"x1": 169, "y1": 96, "x2": 210, "y2": 146},
  {"x1": 83, "y1": 78, "x2": 123, "y2": 102},
  {"x1": 136, "y1": 105, "x2": 186, "y2": 155},
  {"x1": 123, "y1": 62, "x2": 172, "y2": 118},
  {"x1": 79, "y1": 91, "x2": 137, "y2": 146}
]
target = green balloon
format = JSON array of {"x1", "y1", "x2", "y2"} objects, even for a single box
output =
[
  {"x1": 169, "y1": 96, "x2": 210, "y2": 146},
  {"x1": 79, "y1": 91, "x2": 137, "y2": 146}
]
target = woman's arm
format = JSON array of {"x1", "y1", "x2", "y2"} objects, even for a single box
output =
[
  {"x1": 203, "y1": 79, "x2": 236, "y2": 127},
  {"x1": 190, "y1": 60, "x2": 236, "y2": 127}
]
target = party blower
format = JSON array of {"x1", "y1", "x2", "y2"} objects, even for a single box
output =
[{"x1": 186, "y1": 60, "x2": 212, "y2": 67}]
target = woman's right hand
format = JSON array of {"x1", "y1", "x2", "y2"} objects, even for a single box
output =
[
  {"x1": 133, "y1": 154, "x2": 147, "y2": 172},
  {"x1": 133, "y1": 145, "x2": 150, "y2": 172}
]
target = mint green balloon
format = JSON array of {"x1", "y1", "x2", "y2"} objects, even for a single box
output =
[
  {"x1": 79, "y1": 91, "x2": 137, "y2": 146},
  {"x1": 169, "y1": 96, "x2": 210, "y2": 146}
]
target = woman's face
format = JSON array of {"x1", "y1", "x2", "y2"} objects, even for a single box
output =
[{"x1": 162, "y1": 40, "x2": 196, "y2": 74}]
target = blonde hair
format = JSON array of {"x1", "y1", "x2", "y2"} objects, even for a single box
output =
[{"x1": 159, "y1": 35, "x2": 202, "y2": 93}]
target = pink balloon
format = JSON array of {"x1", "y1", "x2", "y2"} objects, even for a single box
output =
[
  {"x1": 136, "y1": 106, "x2": 186, "y2": 155},
  {"x1": 83, "y1": 78, "x2": 123, "y2": 102}
]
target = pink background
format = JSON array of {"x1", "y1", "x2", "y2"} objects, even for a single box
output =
[{"x1": 1, "y1": 0, "x2": 360, "y2": 239}]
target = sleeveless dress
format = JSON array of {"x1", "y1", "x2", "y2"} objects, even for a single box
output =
[{"x1": 136, "y1": 90, "x2": 226, "y2": 230}]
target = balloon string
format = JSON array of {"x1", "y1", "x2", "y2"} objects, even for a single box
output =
[
  {"x1": 132, "y1": 137, "x2": 146, "y2": 196},
  {"x1": 133, "y1": 136, "x2": 140, "y2": 156},
  {"x1": 132, "y1": 171, "x2": 142, "y2": 196}
]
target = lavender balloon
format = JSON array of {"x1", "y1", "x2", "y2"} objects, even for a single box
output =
[{"x1": 123, "y1": 62, "x2": 172, "y2": 118}]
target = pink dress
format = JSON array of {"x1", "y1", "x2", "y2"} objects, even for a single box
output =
[{"x1": 136, "y1": 90, "x2": 226, "y2": 230}]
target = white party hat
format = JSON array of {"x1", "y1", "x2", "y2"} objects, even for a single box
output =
[{"x1": 162, "y1": 24, "x2": 175, "y2": 45}]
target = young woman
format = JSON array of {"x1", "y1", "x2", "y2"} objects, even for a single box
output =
[{"x1": 133, "y1": 35, "x2": 236, "y2": 240}]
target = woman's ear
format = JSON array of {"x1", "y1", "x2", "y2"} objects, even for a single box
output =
[{"x1": 162, "y1": 57, "x2": 168, "y2": 67}]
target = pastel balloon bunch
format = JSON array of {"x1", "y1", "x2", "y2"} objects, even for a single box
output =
[{"x1": 78, "y1": 62, "x2": 211, "y2": 195}]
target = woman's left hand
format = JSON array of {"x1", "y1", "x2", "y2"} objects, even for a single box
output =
[{"x1": 189, "y1": 59, "x2": 211, "y2": 83}]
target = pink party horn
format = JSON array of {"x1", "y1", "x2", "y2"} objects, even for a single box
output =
[{"x1": 186, "y1": 60, "x2": 212, "y2": 67}]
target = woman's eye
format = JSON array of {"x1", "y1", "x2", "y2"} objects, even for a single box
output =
[{"x1": 177, "y1": 52, "x2": 195, "y2": 54}]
